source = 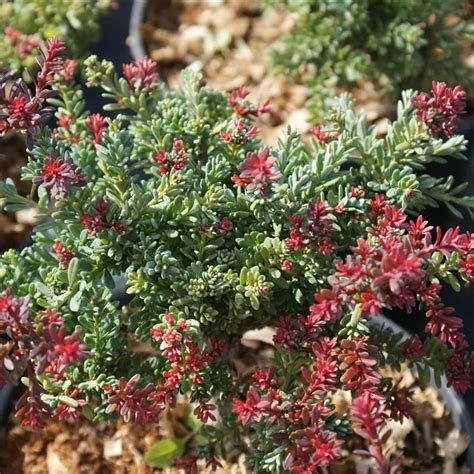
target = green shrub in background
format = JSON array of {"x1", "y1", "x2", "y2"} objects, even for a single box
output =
[
  {"x1": 0, "y1": 0, "x2": 113, "y2": 74},
  {"x1": 268, "y1": 0, "x2": 474, "y2": 120}
]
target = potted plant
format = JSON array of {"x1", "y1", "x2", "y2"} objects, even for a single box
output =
[{"x1": 0, "y1": 43, "x2": 473, "y2": 471}]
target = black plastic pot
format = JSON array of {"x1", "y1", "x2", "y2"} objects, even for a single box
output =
[
  {"x1": 0, "y1": 384, "x2": 15, "y2": 426},
  {"x1": 83, "y1": 0, "x2": 135, "y2": 113}
]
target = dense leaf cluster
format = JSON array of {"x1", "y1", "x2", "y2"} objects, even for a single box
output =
[{"x1": 0, "y1": 51, "x2": 473, "y2": 471}]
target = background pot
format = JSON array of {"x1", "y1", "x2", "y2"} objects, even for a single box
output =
[
  {"x1": 84, "y1": 0, "x2": 135, "y2": 113},
  {"x1": 129, "y1": 0, "x2": 147, "y2": 61}
]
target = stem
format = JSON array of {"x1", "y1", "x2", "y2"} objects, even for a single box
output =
[{"x1": 349, "y1": 304, "x2": 362, "y2": 328}]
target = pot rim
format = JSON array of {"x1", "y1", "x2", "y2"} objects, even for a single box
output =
[{"x1": 129, "y1": 0, "x2": 147, "y2": 61}]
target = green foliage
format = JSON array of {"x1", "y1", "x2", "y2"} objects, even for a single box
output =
[
  {"x1": 145, "y1": 438, "x2": 185, "y2": 468},
  {"x1": 0, "y1": 56, "x2": 473, "y2": 469},
  {"x1": 3, "y1": 62, "x2": 473, "y2": 342}
]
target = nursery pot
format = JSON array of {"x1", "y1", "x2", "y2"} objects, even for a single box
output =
[
  {"x1": 84, "y1": 0, "x2": 136, "y2": 113},
  {"x1": 372, "y1": 316, "x2": 474, "y2": 470}
]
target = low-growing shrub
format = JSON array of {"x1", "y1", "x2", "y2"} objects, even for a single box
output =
[{"x1": 0, "y1": 43, "x2": 473, "y2": 471}]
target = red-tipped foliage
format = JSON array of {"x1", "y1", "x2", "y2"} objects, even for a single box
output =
[
  {"x1": 412, "y1": 81, "x2": 466, "y2": 137},
  {"x1": 0, "y1": 39, "x2": 68, "y2": 147},
  {"x1": 231, "y1": 147, "x2": 281, "y2": 191},
  {"x1": 4, "y1": 27, "x2": 40, "y2": 60},
  {"x1": 351, "y1": 392, "x2": 399, "y2": 474},
  {"x1": 33, "y1": 150, "x2": 85, "y2": 198},
  {"x1": 52, "y1": 241, "x2": 75, "y2": 268},
  {"x1": 80, "y1": 199, "x2": 126, "y2": 235},
  {"x1": 84, "y1": 113, "x2": 107, "y2": 144},
  {"x1": 234, "y1": 197, "x2": 474, "y2": 471},
  {"x1": 104, "y1": 374, "x2": 163, "y2": 424},
  {"x1": 123, "y1": 57, "x2": 159, "y2": 93},
  {"x1": 153, "y1": 138, "x2": 189, "y2": 175},
  {"x1": 228, "y1": 85, "x2": 271, "y2": 117}
]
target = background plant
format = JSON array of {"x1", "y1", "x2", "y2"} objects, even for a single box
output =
[
  {"x1": 267, "y1": 0, "x2": 474, "y2": 120},
  {"x1": 0, "y1": 0, "x2": 113, "y2": 75},
  {"x1": 0, "y1": 45, "x2": 473, "y2": 471}
]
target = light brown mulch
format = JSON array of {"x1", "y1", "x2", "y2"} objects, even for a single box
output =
[{"x1": 141, "y1": 0, "x2": 394, "y2": 144}]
